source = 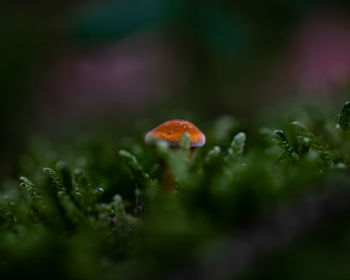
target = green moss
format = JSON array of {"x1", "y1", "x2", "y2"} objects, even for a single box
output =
[{"x1": 1, "y1": 101, "x2": 350, "y2": 279}]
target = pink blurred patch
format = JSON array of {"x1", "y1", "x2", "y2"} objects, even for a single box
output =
[
  {"x1": 41, "y1": 33, "x2": 185, "y2": 119},
  {"x1": 287, "y1": 11, "x2": 350, "y2": 93}
]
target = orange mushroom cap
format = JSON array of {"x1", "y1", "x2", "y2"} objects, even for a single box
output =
[{"x1": 145, "y1": 119, "x2": 206, "y2": 147}]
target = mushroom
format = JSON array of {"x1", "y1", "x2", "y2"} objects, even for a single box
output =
[
  {"x1": 145, "y1": 119, "x2": 206, "y2": 190},
  {"x1": 145, "y1": 119, "x2": 206, "y2": 159}
]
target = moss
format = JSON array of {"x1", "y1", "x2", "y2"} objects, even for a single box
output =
[{"x1": 1, "y1": 101, "x2": 350, "y2": 279}]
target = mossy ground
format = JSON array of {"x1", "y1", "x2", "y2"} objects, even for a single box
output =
[{"x1": 1, "y1": 101, "x2": 350, "y2": 279}]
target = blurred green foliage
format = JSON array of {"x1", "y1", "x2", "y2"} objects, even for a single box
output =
[{"x1": 1, "y1": 101, "x2": 350, "y2": 279}]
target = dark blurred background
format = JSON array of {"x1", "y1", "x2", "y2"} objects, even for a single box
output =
[{"x1": 1, "y1": 0, "x2": 350, "y2": 178}]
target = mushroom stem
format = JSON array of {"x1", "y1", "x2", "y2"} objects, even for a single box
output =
[
  {"x1": 162, "y1": 167, "x2": 175, "y2": 192},
  {"x1": 189, "y1": 147, "x2": 196, "y2": 161}
]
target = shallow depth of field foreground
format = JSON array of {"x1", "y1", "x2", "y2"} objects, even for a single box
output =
[{"x1": 1, "y1": 102, "x2": 350, "y2": 279}]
